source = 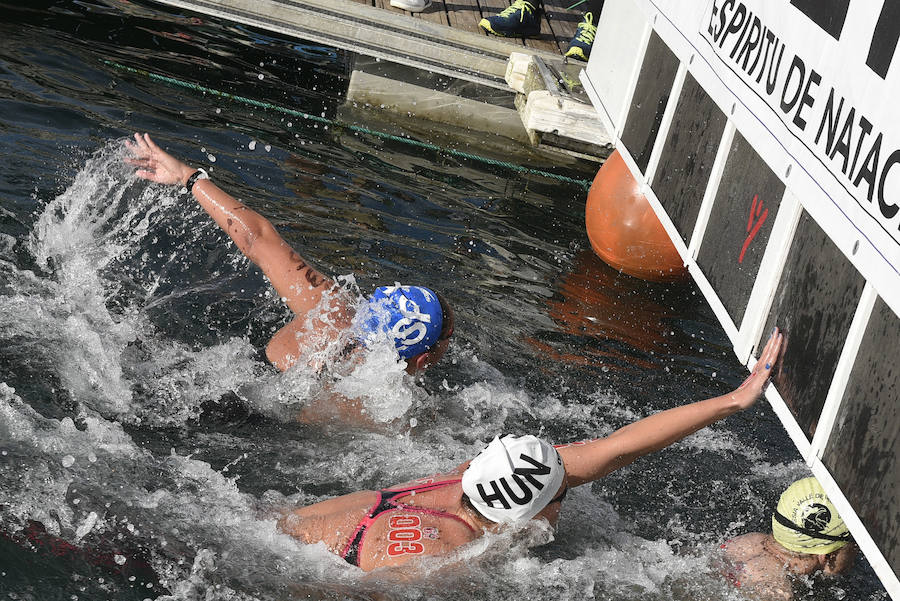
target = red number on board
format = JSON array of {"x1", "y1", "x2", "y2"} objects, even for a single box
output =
[{"x1": 739, "y1": 194, "x2": 769, "y2": 263}]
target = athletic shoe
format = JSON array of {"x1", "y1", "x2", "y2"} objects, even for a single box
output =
[
  {"x1": 564, "y1": 12, "x2": 597, "y2": 61},
  {"x1": 479, "y1": 0, "x2": 543, "y2": 38},
  {"x1": 390, "y1": 0, "x2": 432, "y2": 12}
]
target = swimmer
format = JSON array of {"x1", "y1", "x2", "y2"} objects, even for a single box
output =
[
  {"x1": 277, "y1": 328, "x2": 783, "y2": 570},
  {"x1": 719, "y1": 477, "x2": 857, "y2": 601},
  {"x1": 125, "y1": 133, "x2": 453, "y2": 373}
]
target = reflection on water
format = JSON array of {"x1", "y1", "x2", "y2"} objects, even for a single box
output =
[
  {"x1": 0, "y1": 1, "x2": 889, "y2": 600},
  {"x1": 531, "y1": 249, "x2": 690, "y2": 371}
]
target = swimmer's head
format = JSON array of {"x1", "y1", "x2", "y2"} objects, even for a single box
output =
[
  {"x1": 461, "y1": 435, "x2": 565, "y2": 523},
  {"x1": 772, "y1": 477, "x2": 851, "y2": 555},
  {"x1": 358, "y1": 285, "x2": 450, "y2": 362}
]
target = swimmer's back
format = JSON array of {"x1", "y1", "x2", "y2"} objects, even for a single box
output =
[{"x1": 278, "y1": 473, "x2": 481, "y2": 570}]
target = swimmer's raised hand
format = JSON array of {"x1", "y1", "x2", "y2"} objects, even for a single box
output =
[
  {"x1": 557, "y1": 326, "x2": 784, "y2": 486},
  {"x1": 734, "y1": 326, "x2": 783, "y2": 409},
  {"x1": 125, "y1": 133, "x2": 195, "y2": 186}
]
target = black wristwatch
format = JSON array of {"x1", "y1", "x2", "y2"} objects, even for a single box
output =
[{"x1": 184, "y1": 168, "x2": 209, "y2": 193}]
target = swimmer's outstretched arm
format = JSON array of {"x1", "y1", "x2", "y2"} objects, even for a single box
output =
[
  {"x1": 125, "y1": 133, "x2": 341, "y2": 317},
  {"x1": 558, "y1": 328, "x2": 783, "y2": 487},
  {"x1": 126, "y1": 134, "x2": 354, "y2": 369}
]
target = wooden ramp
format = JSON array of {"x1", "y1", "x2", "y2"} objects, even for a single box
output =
[
  {"x1": 150, "y1": 0, "x2": 586, "y2": 90},
  {"x1": 364, "y1": 0, "x2": 583, "y2": 55}
]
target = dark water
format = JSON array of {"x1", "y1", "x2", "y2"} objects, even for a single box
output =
[{"x1": 0, "y1": 1, "x2": 889, "y2": 600}]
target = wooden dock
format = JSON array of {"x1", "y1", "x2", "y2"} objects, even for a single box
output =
[{"x1": 361, "y1": 0, "x2": 585, "y2": 56}]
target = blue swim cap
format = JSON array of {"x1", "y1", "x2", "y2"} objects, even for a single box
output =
[{"x1": 359, "y1": 285, "x2": 444, "y2": 360}]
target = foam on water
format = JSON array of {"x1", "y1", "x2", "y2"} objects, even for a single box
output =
[{"x1": 0, "y1": 141, "x2": 426, "y2": 596}]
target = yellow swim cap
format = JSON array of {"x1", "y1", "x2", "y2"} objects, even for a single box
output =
[{"x1": 772, "y1": 477, "x2": 851, "y2": 555}]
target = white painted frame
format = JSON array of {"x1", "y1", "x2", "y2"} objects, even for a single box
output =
[{"x1": 582, "y1": 4, "x2": 900, "y2": 598}]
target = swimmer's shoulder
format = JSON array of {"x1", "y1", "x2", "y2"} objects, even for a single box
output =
[
  {"x1": 722, "y1": 535, "x2": 793, "y2": 601},
  {"x1": 721, "y1": 532, "x2": 770, "y2": 559}
]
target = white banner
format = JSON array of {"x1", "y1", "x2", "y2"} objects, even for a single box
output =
[{"x1": 700, "y1": 0, "x2": 899, "y2": 248}]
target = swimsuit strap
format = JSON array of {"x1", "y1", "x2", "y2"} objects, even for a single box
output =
[
  {"x1": 383, "y1": 479, "x2": 464, "y2": 496},
  {"x1": 340, "y1": 479, "x2": 467, "y2": 567}
]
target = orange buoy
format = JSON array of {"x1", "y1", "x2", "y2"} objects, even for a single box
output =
[{"x1": 585, "y1": 150, "x2": 688, "y2": 282}]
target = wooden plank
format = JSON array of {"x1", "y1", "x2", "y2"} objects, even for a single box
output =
[
  {"x1": 477, "y1": 0, "x2": 510, "y2": 20},
  {"x1": 543, "y1": 0, "x2": 581, "y2": 43},
  {"x1": 374, "y1": 0, "x2": 405, "y2": 15},
  {"x1": 413, "y1": 0, "x2": 449, "y2": 26},
  {"x1": 377, "y1": 0, "x2": 449, "y2": 27},
  {"x1": 446, "y1": 0, "x2": 484, "y2": 34},
  {"x1": 523, "y1": 36, "x2": 560, "y2": 53},
  {"x1": 158, "y1": 0, "x2": 522, "y2": 88},
  {"x1": 523, "y1": 13, "x2": 560, "y2": 53}
]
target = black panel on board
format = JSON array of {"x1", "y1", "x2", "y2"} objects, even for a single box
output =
[
  {"x1": 620, "y1": 32, "x2": 680, "y2": 173},
  {"x1": 789, "y1": 0, "x2": 849, "y2": 41},
  {"x1": 758, "y1": 212, "x2": 865, "y2": 439},
  {"x1": 697, "y1": 131, "x2": 785, "y2": 327},
  {"x1": 652, "y1": 73, "x2": 727, "y2": 245},
  {"x1": 824, "y1": 297, "x2": 900, "y2": 569},
  {"x1": 866, "y1": 2, "x2": 900, "y2": 79}
]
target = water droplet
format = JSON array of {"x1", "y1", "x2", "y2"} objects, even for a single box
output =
[
  {"x1": 61, "y1": 455, "x2": 75, "y2": 468},
  {"x1": 248, "y1": 140, "x2": 257, "y2": 150}
]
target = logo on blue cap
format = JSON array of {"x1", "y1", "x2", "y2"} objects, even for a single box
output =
[{"x1": 359, "y1": 285, "x2": 443, "y2": 360}]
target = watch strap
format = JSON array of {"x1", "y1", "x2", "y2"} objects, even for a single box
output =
[{"x1": 185, "y1": 168, "x2": 209, "y2": 192}]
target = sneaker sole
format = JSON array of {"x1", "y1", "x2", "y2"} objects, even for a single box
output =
[
  {"x1": 390, "y1": 0, "x2": 432, "y2": 11},
  {"x1": 564, "y1": 47, "x2": 588, "y2": 61},
  {"x1": 478, "y1": 18, "x2": 542, "y2": 38}
]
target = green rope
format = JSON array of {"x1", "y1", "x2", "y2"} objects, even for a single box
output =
[{"x1": 103, "y1": 60, "x2": 592, "y2": 190}]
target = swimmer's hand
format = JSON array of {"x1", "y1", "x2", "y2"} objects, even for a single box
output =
[
  {"x1": 733, "y1": 327, "x2": 783, "y2": 409},
  {"x1": 125, "y1": 133, "x2": 195, "y2": 187}
]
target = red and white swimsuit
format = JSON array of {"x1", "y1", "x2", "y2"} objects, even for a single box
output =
[{"x1": 340, "y1": 479, "x2": 475, "y2": 567}]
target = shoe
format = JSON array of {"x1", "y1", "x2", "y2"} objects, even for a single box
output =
[
  {"x1": 479, "y1": 0, "x2": 543, "y2": 38},
  {"x1": 390, "y1": 0, "x2": 432, "y2": 12},
  {"x1": 564, "y1": 12, "x2": 597, "y2": 61}
]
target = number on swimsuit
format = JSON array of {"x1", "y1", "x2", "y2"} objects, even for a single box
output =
[{"x1": 387, "y1": 515, "x2": 425, "y2": 556}]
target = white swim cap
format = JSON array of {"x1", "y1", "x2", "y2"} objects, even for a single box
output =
[{"x1": 461, "y1": 435, "x2": 565, "y2": 523}]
